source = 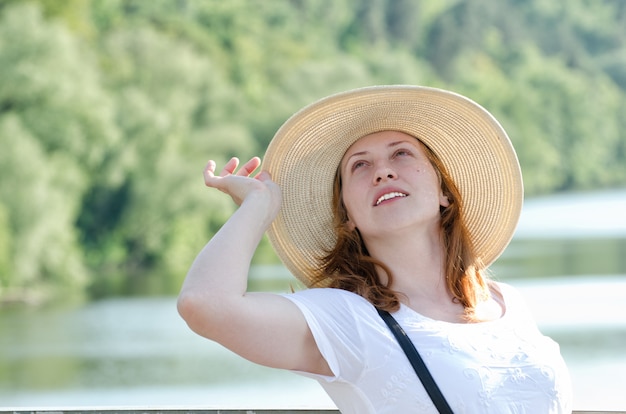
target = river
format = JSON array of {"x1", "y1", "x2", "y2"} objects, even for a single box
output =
[{"x1": 1, "y1": 189, "x2": 625, "y2": 411}]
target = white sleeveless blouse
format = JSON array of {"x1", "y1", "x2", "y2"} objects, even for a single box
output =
[{"x1": 284, "y1": 283, "x2": 572, "y2": 413}]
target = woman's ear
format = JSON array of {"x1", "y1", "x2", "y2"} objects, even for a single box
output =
[{"x1": 439, "y1": 192, "x2": 451, "y2": 208}]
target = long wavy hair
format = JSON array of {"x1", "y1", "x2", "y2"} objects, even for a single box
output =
[{"x1": 313, "y1": 136, "x2": 490, "y2": 320}]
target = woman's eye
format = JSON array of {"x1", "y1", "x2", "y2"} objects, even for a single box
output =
[
  {"x1": 394, "y1": 149, "x2": 411, "y2": 157},
  {"x1": 352, "y1": 161, "x2": 366, "y2": 170}
]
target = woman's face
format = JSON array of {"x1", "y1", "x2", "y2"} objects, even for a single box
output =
[{"x1": 339, "y1": 131, "x2": 450, "y2": 240}]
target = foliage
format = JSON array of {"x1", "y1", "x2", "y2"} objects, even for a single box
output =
[{"x1": 0, "y1": 0, "x2": 624, "y2": 302}]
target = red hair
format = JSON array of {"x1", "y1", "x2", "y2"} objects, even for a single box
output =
[{"x1": 314, "y1": 137, "x2": 489, "y2": 320}]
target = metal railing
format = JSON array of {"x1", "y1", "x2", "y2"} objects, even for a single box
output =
[{"x1": 2, "y1": 409, "x2": 625, "y2": 414}]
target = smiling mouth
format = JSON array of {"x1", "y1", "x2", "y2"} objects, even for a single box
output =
[{"x1": 375, "y1": 192, "x2": 407, "y2": 206}]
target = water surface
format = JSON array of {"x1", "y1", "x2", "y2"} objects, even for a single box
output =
[{"x1": 1, "y1": 189, "x2": 625, "y2": 410}]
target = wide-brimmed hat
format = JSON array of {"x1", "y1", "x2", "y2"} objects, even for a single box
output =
[{"x1": 262, "y1": 85, "x2": 523, "y2": 287}]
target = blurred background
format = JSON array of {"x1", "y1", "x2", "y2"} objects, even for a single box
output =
[{"x1": 0, "y1": 0, "x2": 624, "y2": 411}]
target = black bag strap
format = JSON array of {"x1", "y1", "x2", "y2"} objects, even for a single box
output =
[{"x1": 377, "y1": 308, "x2": 454, "y2": 414}]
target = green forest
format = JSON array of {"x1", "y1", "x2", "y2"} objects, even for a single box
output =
[{"x1": 0, "y1": 0, "x2": 625, "y2": 305}]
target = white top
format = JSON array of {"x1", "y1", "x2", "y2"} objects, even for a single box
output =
[{"x1": 284, "y1": 283, "x2": 572, "y2": 413}]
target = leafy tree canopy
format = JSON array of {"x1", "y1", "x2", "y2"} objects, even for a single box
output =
[{"x1": 0, "y1": 0, "x2": 624, "y2": 302}]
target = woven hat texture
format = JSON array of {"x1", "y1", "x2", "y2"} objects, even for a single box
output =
[{"x1": 262, "y1": 85, "x2": 523, "y2": 286}]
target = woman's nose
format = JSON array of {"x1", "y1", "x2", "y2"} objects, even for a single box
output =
[{"x1": 374, "y1": 166, "x2": 397, "y2": 183}]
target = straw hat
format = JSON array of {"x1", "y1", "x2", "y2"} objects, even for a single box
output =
[{"x1": 262, "y1": 85, "x2": 523, "y2": 287}]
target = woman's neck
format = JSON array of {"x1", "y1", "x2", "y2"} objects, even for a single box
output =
[{"x1": 364, "y1": 224, "x2": 452, "y2": 303}]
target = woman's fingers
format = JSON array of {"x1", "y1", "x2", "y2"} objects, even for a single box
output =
[
  {"x1": 214, "y1": 157, "x2": 260, "y2": 178},
  {"x1": 221, "y1": 157, "x2": 240, "y2": 176},
  {"x1": 204, "y1": 160, "x2": 217, "y2": 181},
  {"x1": 202, "y1": 158, "x2": 279, "y2": 210},
  {"x1": 203, "y1": 157, "x2": 265, "y2": 195},
  {"x1": 236, "y1": 157, "x2": 261, "y2": 177}
]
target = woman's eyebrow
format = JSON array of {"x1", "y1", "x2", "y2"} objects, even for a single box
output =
[
  {"x1": 344, "y1": 140, "x2": 414, "y2": 165},
  {"x1": 344, "y1": 150, "x2": 368, "y2": 164}
]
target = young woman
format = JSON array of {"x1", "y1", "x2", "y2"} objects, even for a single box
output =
[{"x1": 177, "y1": 86, "x2": 572, "y2": 413}]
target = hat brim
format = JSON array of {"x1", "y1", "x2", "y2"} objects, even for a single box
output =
[{"x1": 263, "y1": 85, "x2": 523, "y2": 287}]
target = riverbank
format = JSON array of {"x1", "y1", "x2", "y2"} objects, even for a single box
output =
[{"x1": 1, "y1": 276, "x2": 625, "y2": 411}]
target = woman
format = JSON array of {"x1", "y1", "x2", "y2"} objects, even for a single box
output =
[{"x1": 177, "y1": 86, "x2": 573, "y2": 413}]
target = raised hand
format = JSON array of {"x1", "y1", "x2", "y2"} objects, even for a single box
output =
[{"x1": 203, "y1": 157, "x2": 281, "y2": 219}]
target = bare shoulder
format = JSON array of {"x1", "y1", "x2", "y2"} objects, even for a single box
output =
[{"x1": 475, "y1": 281, "x2": 507, "y2": 322}]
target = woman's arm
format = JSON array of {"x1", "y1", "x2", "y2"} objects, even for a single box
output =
[{"x1": 177, "y1": 157, "x2": 331, "y2": 375}]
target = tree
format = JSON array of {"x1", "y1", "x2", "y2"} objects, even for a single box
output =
[
  {"x1": 1, "y1": 0, "x2": 625, "y2": 301},
  {"x1": 0, "y1": 3, "x2": 118, "y2": 300}
]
